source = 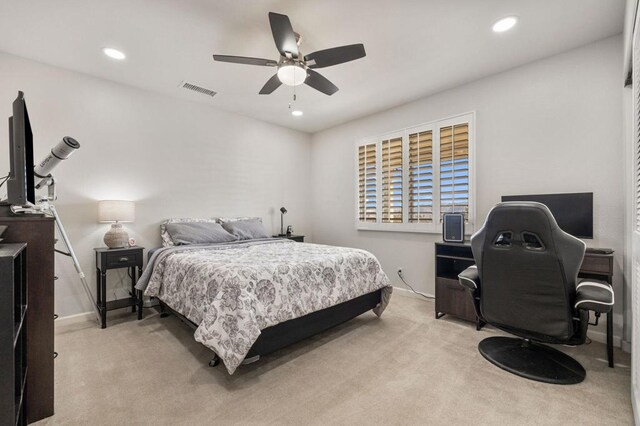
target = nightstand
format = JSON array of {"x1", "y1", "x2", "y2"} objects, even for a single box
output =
[
  {"x1": 273, "y1": 234, "x2": 305, "y2": 242},
  {"x1": 94, "y1": 246, "x2": 144, "y2": 328}
]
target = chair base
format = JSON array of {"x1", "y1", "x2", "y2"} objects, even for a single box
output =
[{"x1": 478, "y1": 336, "x2": 586, "y2": 385}]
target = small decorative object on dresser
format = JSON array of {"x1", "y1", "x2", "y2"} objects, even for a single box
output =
[
  {"x1": 98, "y1": 200, "x2": 135, "y2": 248},
  {"x1": 279, "y1": 206, "x2": 287, "y2": 236}
]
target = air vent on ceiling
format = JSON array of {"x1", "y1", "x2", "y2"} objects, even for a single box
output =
[{"x1": 179, "y1": 81, "x2": 217, "y2": 98}]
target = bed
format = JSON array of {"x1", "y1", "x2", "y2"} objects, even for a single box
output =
[{"x1": 136, "y1": 238, "x2": 392, "y2": 374}]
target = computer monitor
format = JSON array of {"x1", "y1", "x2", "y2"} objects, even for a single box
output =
[
  {"x1": 500, "y1": 192, "x2": 593, "y2": 239},
  {"x1": 5, "y1": 91, "x2": 35, "y2": 206}
]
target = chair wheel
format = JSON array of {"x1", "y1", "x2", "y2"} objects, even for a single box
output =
[{"x1": 160, "y1": 312, "x2": 170, "y2": 318}]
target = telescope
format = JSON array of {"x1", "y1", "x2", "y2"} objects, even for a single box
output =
[{"x1": 34, "y1": 136, "x2": 80, "y2": 190}]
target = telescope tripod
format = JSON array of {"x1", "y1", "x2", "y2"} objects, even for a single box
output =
[{"x1": 46, "y1": 203, "x2": 101, "y2": 323}]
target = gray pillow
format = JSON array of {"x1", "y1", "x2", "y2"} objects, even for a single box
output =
[
  {"x1": 222, "y1": 219, "x2": 270, "y2": 240},
  {"x1": 165, "y1": 222, "x2": 237, "y2": 245}
]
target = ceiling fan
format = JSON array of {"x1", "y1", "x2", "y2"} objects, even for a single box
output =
[{"x1": 213, "y1": 12, "x2": 366, "y2": 96}]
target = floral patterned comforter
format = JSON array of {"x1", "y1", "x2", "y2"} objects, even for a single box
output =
[{"x1": 136, "y1": 239, "x2": 392, "y2": 374}]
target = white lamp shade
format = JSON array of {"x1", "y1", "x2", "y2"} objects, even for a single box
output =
[{"x1": 98, "y1": 200, "x2": 135, "y2": 223}]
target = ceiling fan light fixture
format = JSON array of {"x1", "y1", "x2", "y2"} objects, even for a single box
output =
[{"x1": 277, "y1": 64, "x2": 307, "y2": 86}]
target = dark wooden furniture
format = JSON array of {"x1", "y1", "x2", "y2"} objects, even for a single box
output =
[
  {"x1": 159, "y1": 289, "x2": 382, "y2": 368},
  {"x1": 434, "y1": 241, "x2": 616, "y2": 367},
  {"x1": 94, "y1": 246, "x2": 144, "y2": 329},
  {"x1": 435, "y1": 242, "x2": 484, "y2": 329},
  {"x1": 0, "y1": 243, "x2": 27, "y2": 426},
  {"x1": 580, "y1": 250, "x2": 615, "y2": 367},
  {"x1": 273, "y1": 234, "x2": 305, "y2": 242},
  {"x1": 0, "y1": 209, "x2": 55, "y2": 423}
]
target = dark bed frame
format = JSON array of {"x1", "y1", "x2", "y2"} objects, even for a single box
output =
[{"x1": 158, "y1": 289, "x2": 383, "y2": 369}]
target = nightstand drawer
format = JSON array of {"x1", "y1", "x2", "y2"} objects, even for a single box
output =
[{"x1": 105, "y1": 252, "x2": 140, "y2": 268}]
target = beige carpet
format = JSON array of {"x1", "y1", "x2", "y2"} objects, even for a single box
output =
[{"x1": 37, "y1": 294, "x2": 631, "y2": 425}]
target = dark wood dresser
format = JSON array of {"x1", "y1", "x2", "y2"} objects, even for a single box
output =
[{"x1": 0, "y1": 208, "x2": 55, "y2": 423}]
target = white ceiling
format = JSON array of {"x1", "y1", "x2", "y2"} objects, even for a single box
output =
[{"x1": 0, "y1": 0, "x2": 625, "y2": 133}]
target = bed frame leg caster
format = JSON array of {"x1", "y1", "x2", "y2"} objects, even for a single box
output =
[
  {"x1": 209, "y1": 355, "x2": 220, "y2": 367},
  {"x1": 159, "y1": 303, "x2": 170, "y2": 318}
]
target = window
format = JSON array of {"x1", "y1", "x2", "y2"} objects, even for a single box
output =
[
  {"x1": 357, "y1": 143, "x2": 377, "y2": 222},
  {"x1": 408, "y1": 129, "x2": 433, "y2": 223},
  {"x1": 381, "y1": 137, "x2": 403, "y2": 223},
  {"x1": 355, "y1": 113, "x2": 474, "y2": 233},
  {"x1": 439, "y1": 123, "x2": 470, "y2": 221}
]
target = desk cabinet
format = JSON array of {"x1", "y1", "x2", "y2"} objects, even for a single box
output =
[{"x1": 434, "y1": 242, "x2": 483, "y2": 329}]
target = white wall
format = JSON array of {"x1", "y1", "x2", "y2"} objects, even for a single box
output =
[
  {"x1": 310, "y1": 35, "x2": 625, "y2": 343},
  {"x1": 0, "y1": 52, "x2": 312, "y2": 317}
]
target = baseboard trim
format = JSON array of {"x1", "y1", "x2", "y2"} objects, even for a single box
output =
[
  {"x1": 391, "y1": 286, "x2": 624, "y2": 350},
  {"x1": 55, "y1": 311, "x2": 97, "y2": 327},
  {"x1": 633, "y1": 384, "x2": 640, "y2": 426},
  {"x1": 587, "y1": 329, "x2": 622, "y2": 348},
  {"x1": 392, "y1": 286, "x2": 435, "y2": 300}
]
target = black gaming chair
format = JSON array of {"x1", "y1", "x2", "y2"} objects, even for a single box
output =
[{"x1": 458, "y1": 202, "x2": 614, "y2": 384}]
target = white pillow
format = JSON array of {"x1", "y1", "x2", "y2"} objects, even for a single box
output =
[
  {"x1": 217, "y1": 217, "x2": 262, "y2": 224},
  {"x1": 160, "y1": 218, "x2": 219, "y2": 247}
]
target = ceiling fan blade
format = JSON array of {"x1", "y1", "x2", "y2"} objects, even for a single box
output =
[
  {"x1": 213, "y1": 55, "x2": 277, "y2": 67},
  {"x1": 268, "y1": 12, "x2": 299, "y2": 58},
  {"x1": 305, "y1": 69, "x2": 338, "y2": 96},
  {"x1": 259, "y1": 74, "x2": 282, "y2": 94},
  {"x1": 304, "y1": 44, "x2": 366, "y2": 69}
]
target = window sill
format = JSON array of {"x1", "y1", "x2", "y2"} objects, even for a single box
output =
[{"x1": 356, "y1": 223, "x2": 475, "y2": 235}]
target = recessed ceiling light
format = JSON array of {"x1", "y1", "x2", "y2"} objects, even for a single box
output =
[
  {"x1": 492, "y1": 16, "x2": 518, "y2": 33},
  {"x1": 291, "y1": 110, "x2": 303, "y2": 117},
  {"x1": 102, "y1": 47, "x2": 126, "y2": 60}
]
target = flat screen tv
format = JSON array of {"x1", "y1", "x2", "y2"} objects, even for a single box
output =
[
  {"x1": 5, "y1": 91, "x2": 35, "y2": 206},
  {"x1": 501, "y1": 192, "x2": 593, "y2": 239}
]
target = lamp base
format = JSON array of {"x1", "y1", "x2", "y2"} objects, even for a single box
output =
[{"x1": 104, "y1": 223, "x2": 130, "y2": 248}]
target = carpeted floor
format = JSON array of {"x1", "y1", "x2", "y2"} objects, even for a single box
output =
[{"x1": 37, "y1": 294, "x2": 632, "y2": 425}]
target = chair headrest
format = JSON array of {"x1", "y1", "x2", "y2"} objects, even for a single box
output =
[{"x1": 482, "y1": 202, "x2": 560, "y2": 235}]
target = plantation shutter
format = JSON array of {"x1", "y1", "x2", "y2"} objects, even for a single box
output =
[
  {"x1": 439, "y1": 123, "x2": 469, "y2": 221},
  {"x1": 408, "y1": 130, "x2": 433, "y2": 223},
  {"x1": 358, "y1": 143, "x2": 377, "y2": 222},
  {"x1": 637, "y1": 60, "x2": 640, "y2": 232},
  {"x1": 632, "y1": 13, "x2": 640, "y2": 410},
  {"x1": 381, "y1": 137, "x2": 403, "y2": 223}
]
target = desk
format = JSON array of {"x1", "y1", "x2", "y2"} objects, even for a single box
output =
[
  {"x1": 434, "y1": 242, "x2": 615, "y2": 368},
  {"x1": 579, "y1": 251, "x2": 615, "y2": 368}
]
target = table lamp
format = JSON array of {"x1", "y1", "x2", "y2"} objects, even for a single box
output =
[
  {"x1": 98, "y1": 200, "x2": 135, "y2": 248},
  {"x1": 279, "y1": 206, "x2": 287, "y2": 236}
]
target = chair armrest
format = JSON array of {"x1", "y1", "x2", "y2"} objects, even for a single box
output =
[
  {"x1": 575, "y1": 279, "x2": 614, "y2": 314},
  {"x1": 458, "y1": 265, "x2": 480, "y2": 291}
]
